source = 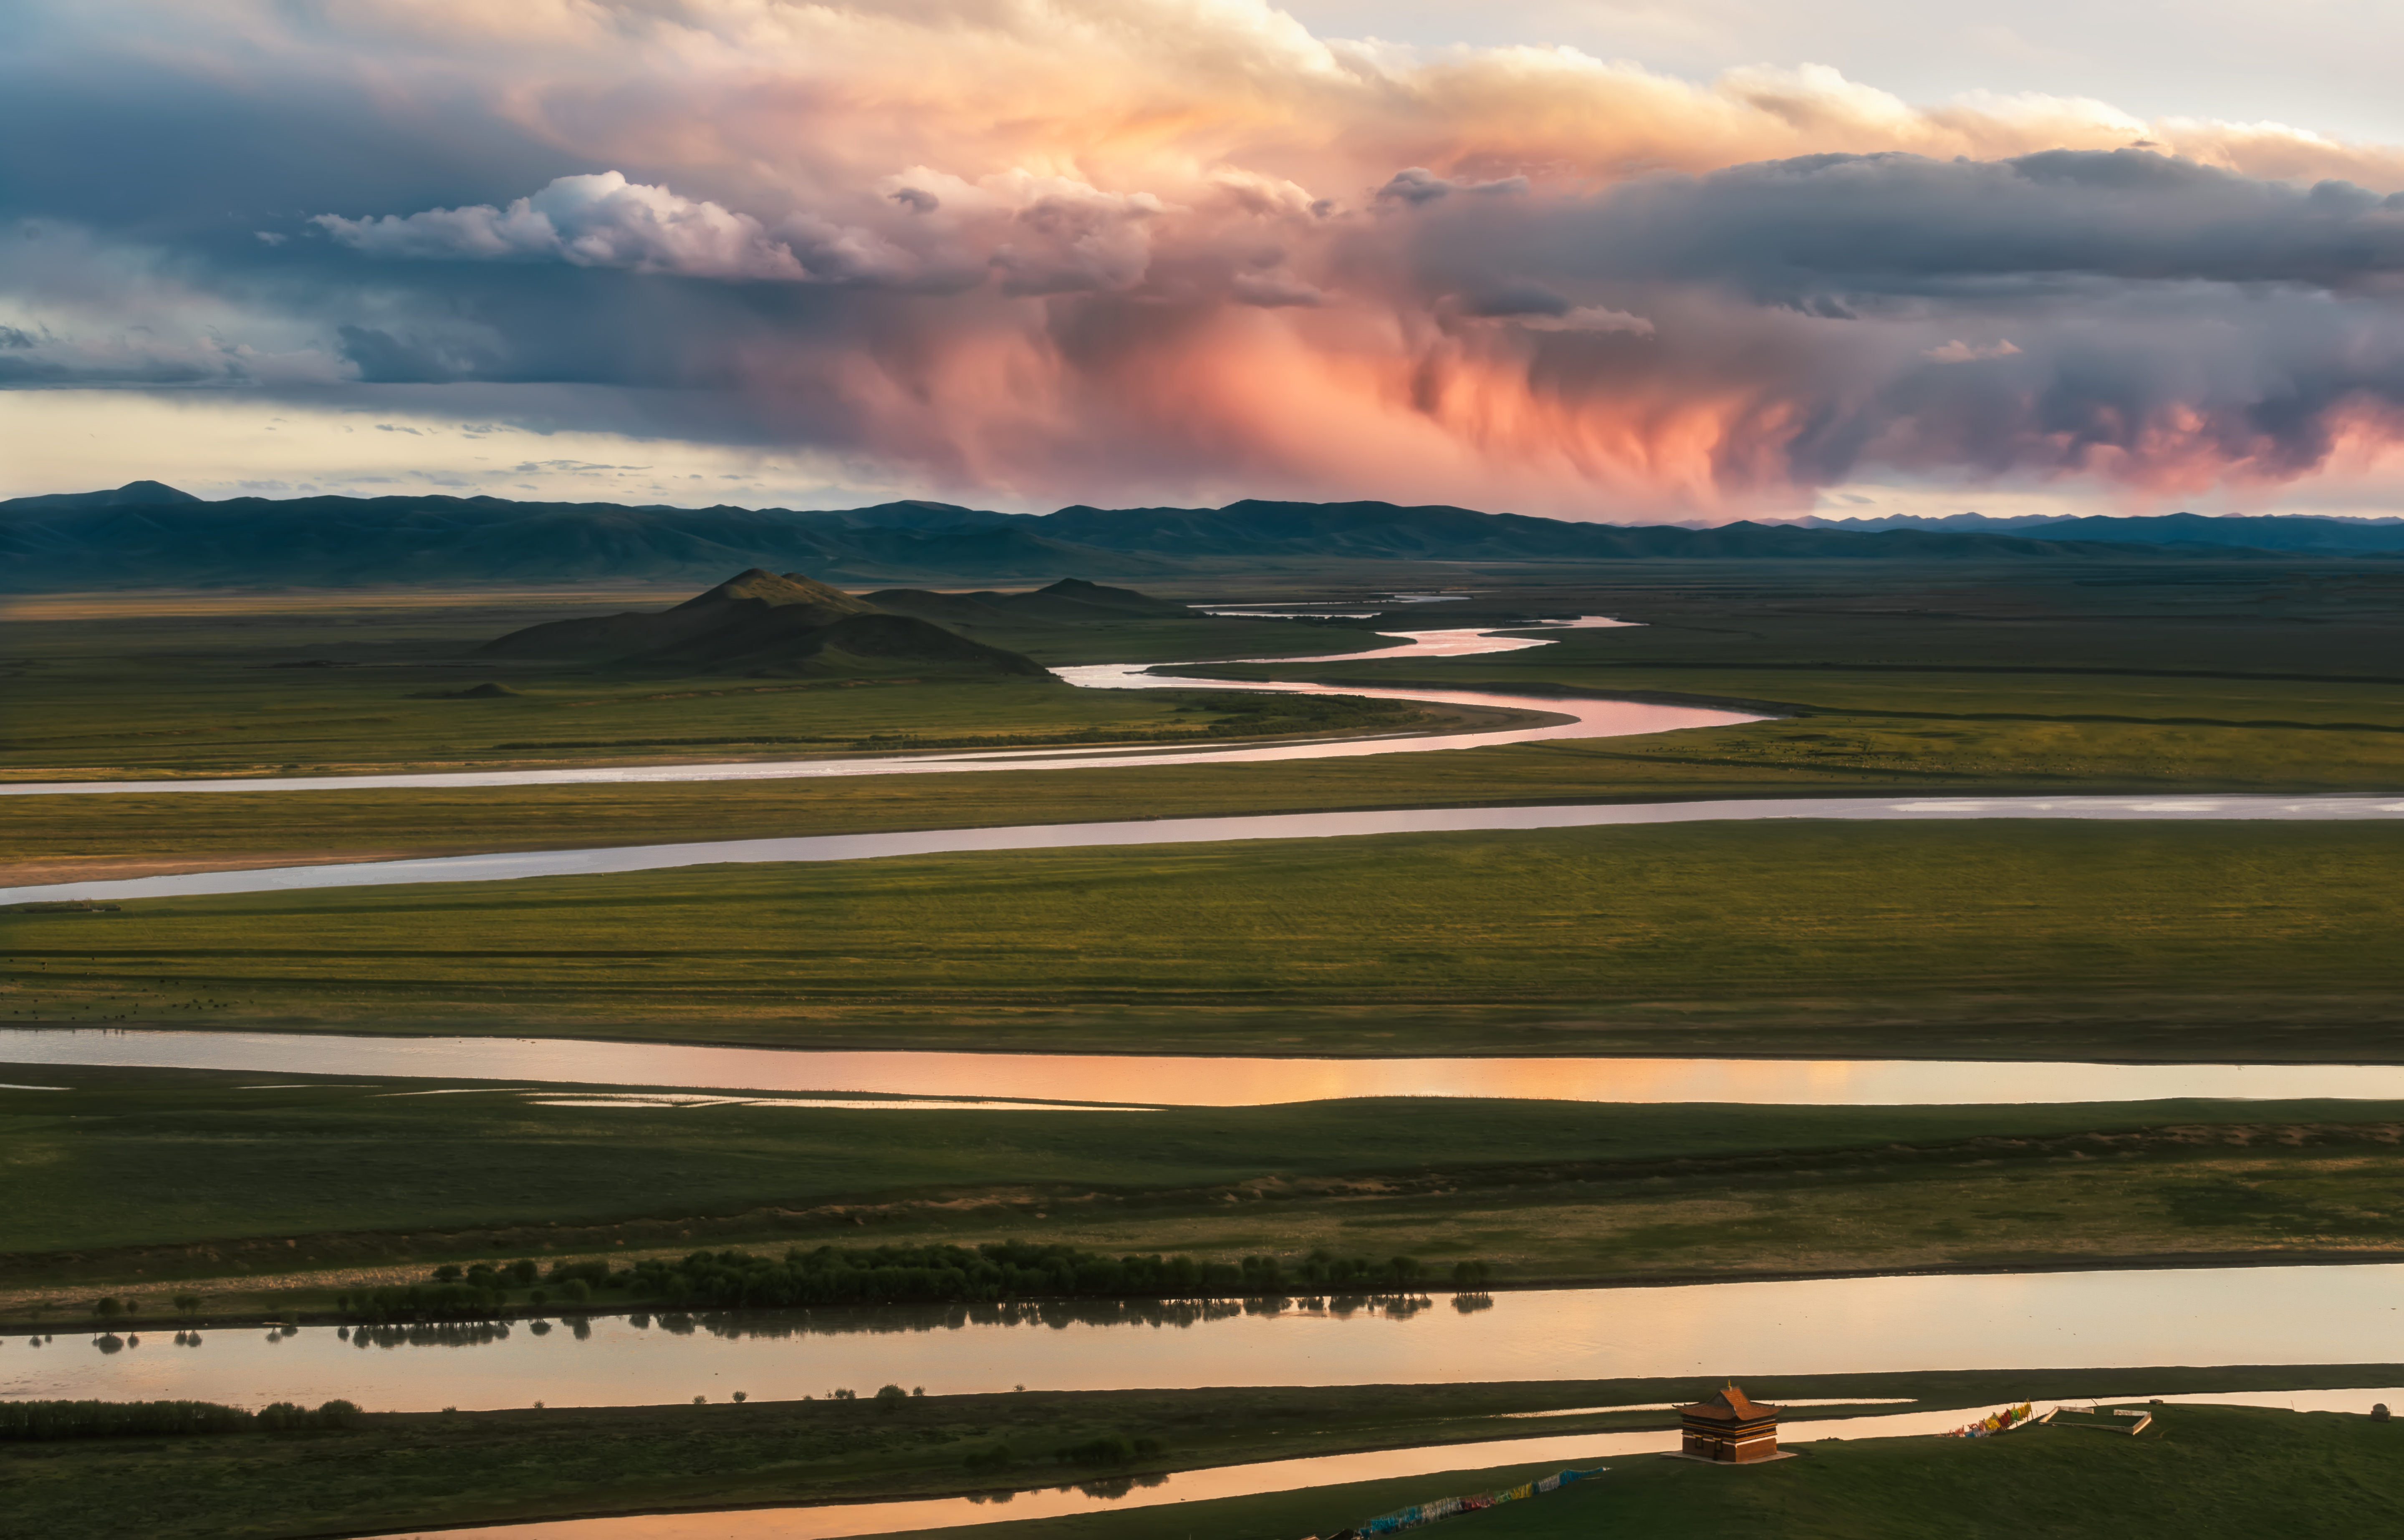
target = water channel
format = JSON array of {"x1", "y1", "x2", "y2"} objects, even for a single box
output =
[
  {"x1": 7, "y1": 792, "x2": 2398, "y2": 905},
  {"x1": 8, "y1": 1029, "x2": 2404, "y2": 1104},
  {"x1": 10, "y1": 1265, "x2": 2401, "y2": 1413},
  {"x1": 0, "y1": 619, "x2": 1765, "y2": 796}
]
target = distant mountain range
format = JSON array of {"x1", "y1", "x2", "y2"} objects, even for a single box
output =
[
  {"x1": 1780, "y1": 509, "x2": 2404, "y2": 552},
  {"x1": 5, "y1": 482, "x2": 2400, "y2": 590}
]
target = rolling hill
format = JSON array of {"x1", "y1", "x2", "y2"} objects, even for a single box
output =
[{"x1": 476, "y1": 568, "x2": 1049, "y2": 678}]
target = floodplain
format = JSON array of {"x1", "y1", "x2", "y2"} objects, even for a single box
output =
[{"x1": 5, "y1": 553, "x2": 2403, "y2": 1539}]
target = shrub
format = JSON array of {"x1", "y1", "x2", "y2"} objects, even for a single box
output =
[
  {"x1": 732, "y1": 1391, "x2": 747, "y2": 1404},
  {"x1": 432, "y1": 1265, "x2": 462, "y2": 1284},
  {"x1": 172, "y1": 1295, "x2": 200, "y2": 1315},
  {"x1": 875, "y1": 1384, "x2": 909, "y2": 1413},
  {"x1": 91, "y1": 1298, "x2": 122, "y2": 1321},
  {"x1": 1055, "y1": 1434, "x2": 1162, "y2": 1465},
  {"x1": 506, "y1": 1259, "x2": 538, "y2": 1286},
  {"x1": 0, "y1": 1401, "x2": 251, "y2": 1440},
  {"x1": 254, "y1": 1400, "x2": 360, "y2": 1432}
]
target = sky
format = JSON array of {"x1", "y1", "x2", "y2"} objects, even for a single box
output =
[{"x1": 3, "y1": 0, "x2": 2403, "y2": 522}]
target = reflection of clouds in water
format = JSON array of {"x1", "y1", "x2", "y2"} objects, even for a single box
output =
[
  {"x1": 523, "y1": 1093, "x2": 1155, "y2": 1113},
  {"x1": 13, "y1": 1030, "x2": 2404, "y2": 1106},
  {"x1": 20, "y1": 1268, "x2": 2404, "y2": 1418}
]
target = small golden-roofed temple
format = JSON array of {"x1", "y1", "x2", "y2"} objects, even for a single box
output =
[{"x1": 1677, "y1": 1383, "x2": 1784, "y2": 1463}]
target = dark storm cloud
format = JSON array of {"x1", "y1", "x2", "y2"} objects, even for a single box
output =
[{"x1": 1394, "y1": 149, "x2": 2404, "y2": 305}]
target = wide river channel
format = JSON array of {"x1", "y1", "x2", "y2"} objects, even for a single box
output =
[
  {"x1": 10, "y1": 1265, "x2": 2401, "y2": 1413},
  {"x1": 7, "y1": 1028, "x2": 2404, "y2": 1104}
]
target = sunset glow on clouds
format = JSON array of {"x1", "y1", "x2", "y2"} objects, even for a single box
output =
[{"x1": 4, "y1": 0, "x2": 2404, "y2": 517}]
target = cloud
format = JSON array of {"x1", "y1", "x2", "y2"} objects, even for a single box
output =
[
  {"x1": 1925, "y1": 339, "x2": 2023, "y2": 363},
  {"x1": 6, "y1": 0, "x2": 2404, "y2": 514},
  {"x1": 1376, "y1": 168, "x2": 1531, "y2": 204},
  {"x1": 316, "y1": 172, "x2": 813, "y2": 280}
]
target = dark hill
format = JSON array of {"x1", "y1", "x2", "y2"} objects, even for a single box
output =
[
  {"x1": 480, "y1": 568, "x2": 876, "y2": 660},
  {"x1": 476, "y1": 568, "x2": 1046, "y2": 677},
  {"x1": 869, "y1": 577, "x2": 1196, "y2": 629},
  {"x1": 0, "y1": 479, "x2": 200, "y2": 512}
]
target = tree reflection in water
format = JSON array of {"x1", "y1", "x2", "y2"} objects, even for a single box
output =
[{"x1": 627, "y1": 1293, "x2": 1439, "y2": 1342}]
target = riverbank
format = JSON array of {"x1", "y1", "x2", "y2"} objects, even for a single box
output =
[
  {"x1": 7, "y1": 1066, "x2": 2404, "y2": 1298},
  {"x1": 3, "y1": 1372, "x2": 2396, "y2": 1540},
  {"x1": 8, "y1": 821, "x2": 2403, "y2": 1059},
  {"x1": 16, "y1": 1246, "x2": 2404, "y2": 1339},
  {"x1": 861, "y1": 1403, "x2": 2404, "y2": 1540}
]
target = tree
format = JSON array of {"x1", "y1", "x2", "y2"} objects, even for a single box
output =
[{"x1": 92, "y1": 1297, "x2": 121, "y2": 1321}]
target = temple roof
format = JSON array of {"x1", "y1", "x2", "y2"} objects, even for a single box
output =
[{"x1": 1677, "y1": 1384, "x2": 1783, "y2": 1422}]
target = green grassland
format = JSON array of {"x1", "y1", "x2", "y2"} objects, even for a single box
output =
[
  {"x1": 1, "y1": 1389, "x2": 2393, "y2": 1540},
  {"x1": 0, "y1": 586, "x2": 1397, "y2": 782},
  {"x1": 4, "y1": 1066, "x2": 2400, "y2": 1302},
  {"x1": 1206, "y1": 560, "x2": 2404, "y2": 789},
  {"x1": 8, "y1": 560, "x2": 2397, "y2": 884},
  {"x1": 9, "y1": 821, "x2": 2401, "y2": 1058}
]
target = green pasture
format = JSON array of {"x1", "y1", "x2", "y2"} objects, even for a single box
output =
[
  {"x1": 9, "y1": 821, "x2": 2401, "y2": 1058},
  {"x1": 3, "y1": 1064, "x2": 2399, "y2": 1295},
  {"x1": 1, "y1": 1388, "x2": 2393, "y2": 1540},
  {"x1": 0, "y1": 589, "x2": 1393, "y2": 780},
  {"x1": 8, "y1": 559, "x2": 2400, "y2": 881},
  {"x1": 12, "y1": 706, "x2": 2396, "y2": 881}
]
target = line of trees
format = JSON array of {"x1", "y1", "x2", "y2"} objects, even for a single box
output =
[
  {"x1": 592, "y1": 1242, "x2": 1437, "y2": 1309},
  {"x1": 1, "y1": 1399, "x2": 359, "y2": 1440},
  {"x1": 396, "y1": 1243, "x2": 1456, "y2": 1314}
]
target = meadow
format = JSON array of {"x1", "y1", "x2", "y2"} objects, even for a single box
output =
[
  {"x1": 9, "y1": 820, "x2": 2401, "y2": 1059},
  {"x1": 0, "y1": 585, "x2": 1399, "y2": 783},
  {"x1": 0, "y1": 1389, "x2": 2391, "y2": 1540},
  {"x1": 9, "y1": 558, "x2": 2398, "y2": 887},
  {"x1": 3, "y1": 1065, "x2": 2399, "y2": 1306}
]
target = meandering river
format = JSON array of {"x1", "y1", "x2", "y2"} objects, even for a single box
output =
[{"x1": 0, "y1": 619, "x2": 1764, "y2": 796}]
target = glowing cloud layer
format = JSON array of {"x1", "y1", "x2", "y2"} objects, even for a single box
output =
[{"x1": 3, "y1": 0, "x2": 2403, "y2": 514}]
